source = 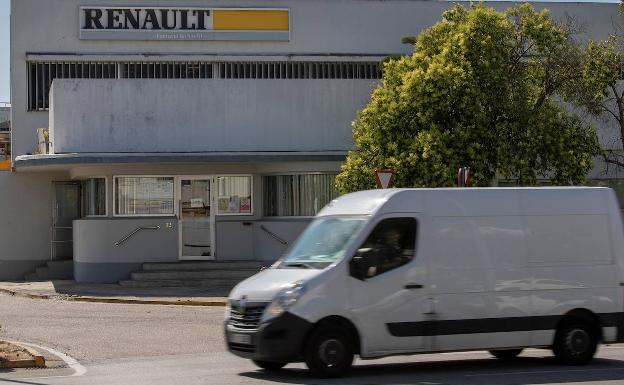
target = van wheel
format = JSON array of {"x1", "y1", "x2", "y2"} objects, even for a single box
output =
[
  {"x1": 304, "y1": 326, "x2": 354, "y2": 378},
  {"x1": 553, "y1": 321, "x2": 598, "y2": 365},
  {"x1": 252, "y1": 360, "x2": 286, "y2": 371},
  {"x1": 489, "y1": 349, "x2": 523, "y2": 359}
]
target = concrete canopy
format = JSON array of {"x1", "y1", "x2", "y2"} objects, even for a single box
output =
[{"x1": 13, "y1": 152, "x2": 347, "y2": 172}]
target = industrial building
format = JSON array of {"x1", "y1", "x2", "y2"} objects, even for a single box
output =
[{"x1": 1, "y1": 0, "x2": 619, "y2": 283}]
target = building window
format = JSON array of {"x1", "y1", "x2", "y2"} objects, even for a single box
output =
[
  {"x1": 216, "y1": 176, "x2": 253, "y2": 215},
  {"x1": 114, "y1": 176, "x2": 174, "y2": 216},
  {"x1": 81, "y1": 178, "x2": 107, "y2": 217},
  {"x1": 263, "y1": 174, "x2": 339, "y2": 217}
]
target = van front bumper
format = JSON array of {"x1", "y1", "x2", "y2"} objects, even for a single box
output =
[{"x1": 225, "y1": 312, "x2": 313, "y2": 363}]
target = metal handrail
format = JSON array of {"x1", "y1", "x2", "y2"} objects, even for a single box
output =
[
  {"x1": 115, "y1": 226, "x2": 160, "y2": 246},
  {"x1": 259, "y1": 225, "x2": 288, "y2": 246}
]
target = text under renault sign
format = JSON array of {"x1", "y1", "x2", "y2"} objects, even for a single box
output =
[{"x1": 79, "y1": 7, "x2": 290, "y2": 41}]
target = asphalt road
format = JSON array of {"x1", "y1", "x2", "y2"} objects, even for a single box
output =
[
  {"x1": 1, "y1": 294, "x2": 624, "y2": 385},
  {"x1": 0, "y1": 294, "x2": 225, "y2": 362}
]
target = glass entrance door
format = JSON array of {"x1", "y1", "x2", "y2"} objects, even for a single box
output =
[{"x1": 179, "y1": 177, "x2": 215, "y2": 260}]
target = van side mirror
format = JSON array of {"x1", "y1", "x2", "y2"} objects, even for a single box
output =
[{"x1": 350, "y1": 248, "x2": 373, "y2": 281}]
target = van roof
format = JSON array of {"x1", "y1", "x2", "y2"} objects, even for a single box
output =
[{"x1": 318, "y1": 187, "x2": 615, "y2": 217}]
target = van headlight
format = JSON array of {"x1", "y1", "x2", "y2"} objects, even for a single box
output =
[{"x1": 261, "y1": 283, "x2": 306, "y2": 323}]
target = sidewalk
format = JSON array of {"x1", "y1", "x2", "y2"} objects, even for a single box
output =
[{"x1": 0, "y1": 281, "x2": 228, "y2": 306}]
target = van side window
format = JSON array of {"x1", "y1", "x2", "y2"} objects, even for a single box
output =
[{"x1": 359, "y1": 217, "x2": 417, "y2": 278}]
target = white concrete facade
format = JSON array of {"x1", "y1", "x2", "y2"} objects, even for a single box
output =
[
  {"x1": 2, "y1": 0, "x2": 621, "y2": 282},
  {"x1": 49, "y1": 79, "x2": 373, "y2": 153}
]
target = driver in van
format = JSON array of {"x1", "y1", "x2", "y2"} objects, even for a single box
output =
[{"x1": 366, "y1": 227, "x2": 404, "y2": 277}]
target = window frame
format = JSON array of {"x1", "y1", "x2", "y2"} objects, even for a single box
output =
[
  {"x1": 79, "y1": 176, "x2": 109, "y2": 218},
  {"x1": 349, "y1": 215, "x2": 419, "y2": 280},
  {"x1": 113, "y1": 175, "x2": 176, "y2": 218},
  {"x1": 214, "y1": 174, "x2": 254, "y2": 217},
  {"x1": 261, "y1": 172, "x2": 339, "y2": 218}
]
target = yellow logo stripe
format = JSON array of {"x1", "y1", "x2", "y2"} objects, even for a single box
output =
[{"x1": 213, "y1": 10, "x2": 289, "y2": 31}]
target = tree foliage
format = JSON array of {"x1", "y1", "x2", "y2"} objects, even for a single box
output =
[
  {"x1": 336, "y1": 3, "x2": 602, "y2": 193},
  {"x1": 569, "y1": 10, "x2": 623, "y2": 170}
]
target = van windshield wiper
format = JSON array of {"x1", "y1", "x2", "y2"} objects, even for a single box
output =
[{"x1": 282, "y1": 262, "x2": 315, "y2": 269}]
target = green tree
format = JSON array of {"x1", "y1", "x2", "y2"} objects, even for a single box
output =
[
  {"x1": 336, "y1": 3, "x2": 601, "y2": 193},
  {"x1": 568, "y1": 9, "x2": 622, "y2": 171}
]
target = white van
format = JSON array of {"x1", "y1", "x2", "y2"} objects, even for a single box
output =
[{"x1": 225, "y1": 187, "x2": 624, "y2": 378}]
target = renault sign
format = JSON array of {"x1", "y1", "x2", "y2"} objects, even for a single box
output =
[{"x1": 79, "y1": 7, "x2": 290, "y2": 41}]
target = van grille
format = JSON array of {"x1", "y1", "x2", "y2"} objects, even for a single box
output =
[
  {"x1": 229, "y1": 342, "x2": 255, "y2": 353},
  {"x1": 228, "y1": 304, "x2": 267, "y2": 330}
]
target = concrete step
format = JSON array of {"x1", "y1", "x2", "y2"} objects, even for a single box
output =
[
  {"x1": 130, "y1": 269, "x2": 257, "y2": 281},
  {"x1": 24, "y1": 260, "x2": 73, "y2": 281},
  {"x1": 46, "y1": 260, "x2": 73, "y2": 278},
  {"x1": 40, "y1": 261, "x2": 73, "y2": 280},
  {"x1": 35, "y1": 266, "x2": 50, "y2": 277},
  {"x1": 142, "y1": 261, "x2": 265, "y2": 272},
  {"x1": 24, "y1": 273, "x2": 41, "y2": 281},
  {"x1": 118, "y1": 279, "x2": 238, "y2": 290},
  {"x1": 119, "y1": 261, "x2": 265, "y2": 288}
]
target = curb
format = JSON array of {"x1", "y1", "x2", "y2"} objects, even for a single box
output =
[
  {"x1": 0, "y1": 341, "x2": 46, "y2": 369},
  {"x1": 0, "y1": 288, "x2": 50, "y2": 300},
  {"x1": 0, "y1": 288, "x2": 227, "y2": 307}
]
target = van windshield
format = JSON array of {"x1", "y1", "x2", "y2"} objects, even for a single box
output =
[{"x1": 278, "y1": 216, "x2": 367, "y2": 269}]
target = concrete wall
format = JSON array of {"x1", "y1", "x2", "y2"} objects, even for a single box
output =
[
  {"x1": 0, "y1": 171, "x2": 70, "y2": 280},
  {"x1": 216, "y1": 218, "x2": 311, "y2": 261},
  {"x1": 49, "y1": 79, "x2": 374, "y2": 153},
  {"x1": 74, "y1": 215, "x2": 312, "y2": 282},
  {"x1": 252, "y1": 219, "x2": 310, "y2": 261},
  {"x1": 74, "y1": 218, "x2": 179, "y2": 283}
]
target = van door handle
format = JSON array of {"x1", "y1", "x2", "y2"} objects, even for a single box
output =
[{"x1": 405, "y1": 284, "x2": 424, "y2": 290}]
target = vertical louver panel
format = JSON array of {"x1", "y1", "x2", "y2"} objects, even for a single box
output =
[{"x1": 27, "y1": 61, "x2": 381, "y2": 111}]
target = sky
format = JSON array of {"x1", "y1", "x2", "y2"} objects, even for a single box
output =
[
  {"x1": 0, "y1": 0, "x2": 620, "y2": 105},
  {"x1": 0, "y1": 0, "x2": 8, "y2": 105}
]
